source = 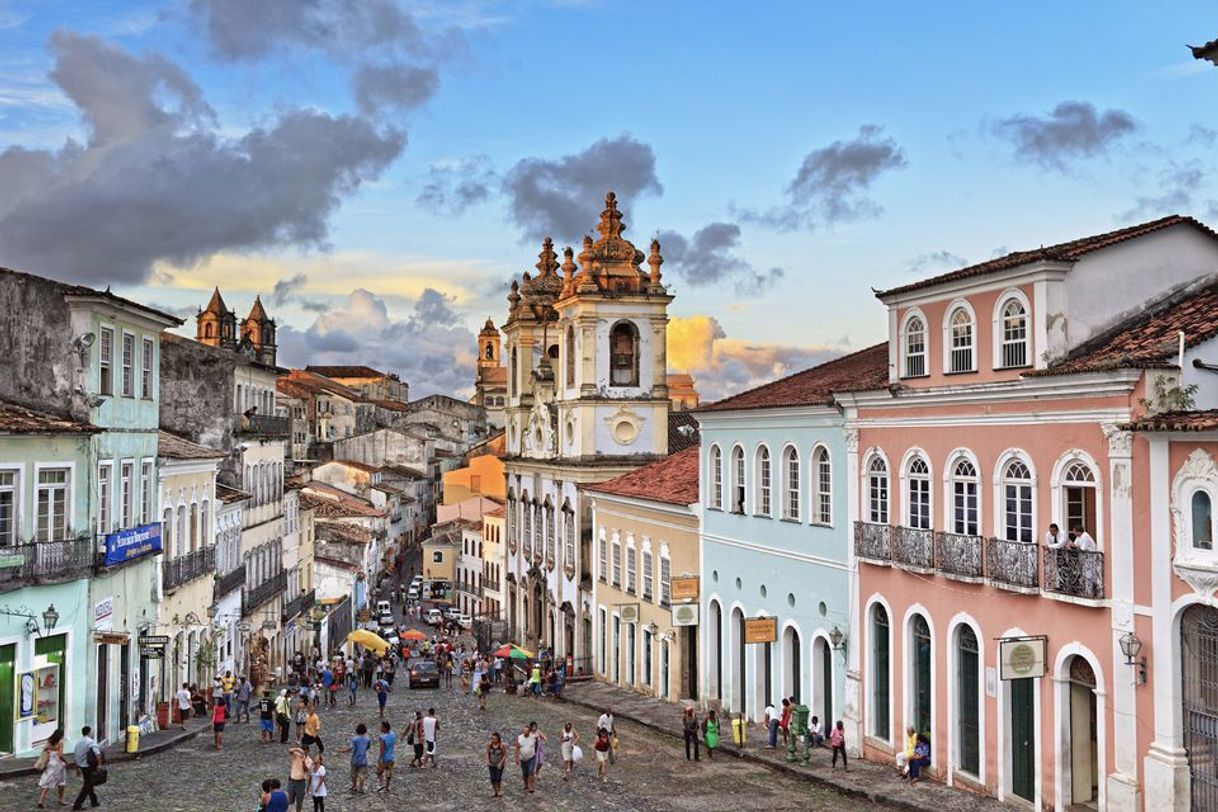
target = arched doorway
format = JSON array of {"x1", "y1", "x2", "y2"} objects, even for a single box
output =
[
  {"x1": 1066, "y1": 655, "x2": 1098, "y2": 806},
  {"x1": 562, "y1": 603, "x2": 575, "y2": 660},
  {"x1": 910, "y1": 615, "x2": 932, "y2": 737},
  {"x1": 813, "y1": 636, "x2": 833, "y2": 727},
  {"x1": 708, "y1": 601, "x2": 722, "y2": 700},
  {"x1": 730, "y1": 607, "x2": 746, "y2": 714},
  {"x1": 1182, "y1": 604, "x2": 1218, "y2": 810},
  {"x1": 783, "y1": 626, "x2": 802, "y2": 702}
]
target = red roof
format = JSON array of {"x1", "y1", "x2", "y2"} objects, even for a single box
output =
[
  {"x1": 0, "y1": 400, "x2": 99, "y2": 434},
  {"x1": 306, "y1": 365, "x2": 389, "y2": 379},
  {"x1": 697, "y1": 342, "x2": 889, "y2": 413},
  {"x1": 877, "y1": 215, "x2": 1218, "y2": 299},
  {"x1": 158, "y1": 430, "x2": 225, "y2": 460},
  {"x1": 585, "y1": 446, "x2": 700, "y2": 506},
  {"x1": 1029, "y1": 275, "x2": 1218, "y2": 376},
  {"x1": 1123, "y1": 410, "x2": 1218, "y2": 432}
]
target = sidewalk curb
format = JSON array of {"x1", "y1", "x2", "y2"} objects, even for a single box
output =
[
  {"x1": 0, "y1": 724, "x2": 207, "y2": 782},
  {"x1": 561, "y1": 693, "x2": 927, "y2": 812}
]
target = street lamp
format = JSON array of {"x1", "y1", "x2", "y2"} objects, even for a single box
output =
[
  {"x1": 42, "y1": 604, "x2": 58, "y2": 632},
  {"x1": 206, "y1": 604, "x2": 218, "y2": 620},
  {"x1": 1119, "y1": 631, "x2": 1147, "y2": 685},
  {"x1": 829, "y1": 625, "x2": 847, "y2": 653}
]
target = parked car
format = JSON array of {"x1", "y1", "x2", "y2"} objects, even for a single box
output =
[
  {"x1": 444, "y1": 606, "x2": 461, "y2": 621},
  {"x1": 409, "y1": 660, "x2": 440, "y2": 688},
  {"x1": 378, "y1": 610, "x2": 394, "y2": 627},
  {"x1": 376, "y1": 599, "x2": 392, "y2": 616},
  {"x1": 456, "y1": 613, "x2": 472, "y2": 630},
  {"x1": 407, "y1": 586, "x2": 419, "y2": 601},
  {"x1": 381, "y1": 628, "x2": 400, "y2": 647},
  {"x1": 426, "y1": 608, "x2": 443, "y2": 626}
]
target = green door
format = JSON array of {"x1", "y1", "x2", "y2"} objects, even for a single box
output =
[
  {"x1": 1010, "y1": 678, "x2": 1036, "y2": 802},
  {"x1": 0, "y1": 644, "x2": 14, "y2": 753},
  {"x1": 34, "y1": 635, "x2": 66, "y2": 734}
]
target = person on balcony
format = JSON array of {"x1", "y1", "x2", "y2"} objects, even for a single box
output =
[
  {"x1": 1044, "y1": 522, "x2": 1067, "y2": 549},
  {"x1": 1072, "y1": 524, "x2": 1096, "y2": 552}
]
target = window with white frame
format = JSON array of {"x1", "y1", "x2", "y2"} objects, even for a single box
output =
[
  {"x1": 659, "y1": 553, "x2": 671, "y2": 607},
  {"x1": 563, "y1": 504, "x2": 575, "y2": 568},
  {"x1": 642, "y1": 547, "x2": 654, "y2": 601},
  {"x1": 97, "y1": 462, "x2": 112, "y2": 535},
  {"x1": 598, "y1": 530, "x2": 607, "y2": 582},
  {"x1": 0, "y1": 471, "x2": 16, "y2": 546},
  {"x1": 532, "y1": 502, "x2": 541, "y2": 558},
  {"x1": 611, "y1": 534, "x2": 622, "y2": 586},
  {"x1": 121, "y1": 333, "x2": 135, "y2": 396},
  {"x1": 905, "y1": 315, "x2": 926, "y2": 377},
  {"x1": 709, "y1": 445, "x2": 723, "y2": 509},
  {"x1": 141, "y1": 337, "x2": 154, "y2": 398},
  {"x1": 522, "y1": 495, "x2": 532, "y2": 557},
  {"x1": 1063, "y1": 461, "x2": 1097, "y2": 540},
  {"x1": 783, "y1": 446, "x2": 800, "y2": 521},
  {"x1": 906, "y1": 456, "x2": 930, "y2": 529},
  {"x1": 731, "y1": 446, "x2": 745, "y2": 513},
  {"x1": 201, "y1": 499, "x2": 210, "y2": 546},
  {"x1": 1000, "y1": 299, "x2": 1028, "y2": 368},
  {"x1": 951, "y1": 458, "x2": 979, "y2": 535},
  {"x1": 141, "y1": 461, "x2": 153, "y2": 523},
  {"x1": 99, "y1": 327, "x2": 114, "y2": 396},
  {"x1": 120, "y1": 461, "x2": 133, "y2": 529},
  {"x1": 1002, "y1": 459, "x2": 1034, "y2": 543},
  {"x1": 949, "y1": 307, "x2": 974, "y2": 373},
  {"x1": 545, "y1": 502, "x2": 555, "y2": 561},
  {"x1": 1191, "y1": 490, "x2": 1214, "y2": 551},
  {"x1": 36, "y1": 468, "x2": 69, "y2": 541},
  {"x1": 756, "y1": 446, "x2": 772, "y2": 516},
  {"x1": 812, "y1": 446, "x2": 832, "y2": 525},
  {"x1": 626, "y1": 543, "x2": 637, "y2": 594},
  {"x1": 867, "y1": 456, "x2": 889, "y2": 524},
  {"x1": 162, "y1": 507, "x2": 174, "y2": 557}
]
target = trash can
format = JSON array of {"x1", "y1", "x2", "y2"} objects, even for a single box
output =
[
  {"x1": 731, "y1": 714, "x2": 747, "y2": 747},
  {"x1": 792, "y1": 704, "x2": 810, "y2": 738},
  {"x1": 126, "y1": 725, "x2": 140, "y2": 753}
]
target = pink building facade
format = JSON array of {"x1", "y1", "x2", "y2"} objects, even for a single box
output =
[{"x1": 838, "y1": 216, "x2": 1218, "y2": 811}]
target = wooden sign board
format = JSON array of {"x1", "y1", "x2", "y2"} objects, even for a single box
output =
[
  {"x1": 670, "y1": 577, "x2": 699, "y2": 602},
  {"x1": 744, "y1": 617, "x2": 777, "y2": 644}
]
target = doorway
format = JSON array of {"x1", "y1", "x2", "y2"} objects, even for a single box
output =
[
  {"x1": 1010, "y1": 677, "x2": 1036, "y2": 803},
  {"x1": 911, "y1": 615, "x2": 932, "y2": 737},
  {"x1": 96, "y1": 645, "x2": 109, "y2": 742},
  {"x1": 682, "y1": 625, "x2": 699, "y2": 700},
  {"x1": 733, "y1": 609, "x2": 747, "y2": 714},
  {"x1": 1067, "y1": 656, "x2": 1098, "y2": 807},
  {"x1": 0, "y1": 643, "x2": 14, "y2": 753},
  {"x1": 815, "y1": 637, "x2": 833, "y2": 726},
  {"x1": 708, "y1": 601, "x2": 722, "y2": 700},
  {"x1": 612, "y1": 615, "x2": 621, "y2": 683},
  {"x1": 1182, "y1": 604, "x2": 1218, "y2": 811}
]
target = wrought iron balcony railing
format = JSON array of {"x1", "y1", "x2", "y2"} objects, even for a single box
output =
[
  {"x1": 985, "y1": 537, "x2": 1039, "y2": 591},
  {"x1": 891, "y1": 526, "x2": 935, "y2": 570},
  {"x1": 244, "y1": 569, "x2": 287, "y2": 612},
  {"x1": 0, "y1": 538, "x2": 95, "y2": 592},
  {"x1": 237, "y1": 414, "x2": 290, "y2": 438},
  {"x1": 282, "y1": 588, "x2": 316, "y2": 621},
  {"x1": 934, "y1": 532, "x2": 984, "y2": 580},
  {"x1": 1042, "y1": 548, "x2": 1104, "y2": 599},
  {"x1": 853, "y1": 521, "x2": 892, "y2": 561},
  {"x1": 214, "y1": 563, "x2": 246, "y2": 600},
  {"x1": 163, "y1": 546, "x2": 216, "y2": 591}
]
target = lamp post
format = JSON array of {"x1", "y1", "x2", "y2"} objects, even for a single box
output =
[
  {"x1": 829, "y1": 625, "x2": 848, "y2": 658},
  {"x1": 1118, "y1": 631, "x2": 1147, "y2": 685}
]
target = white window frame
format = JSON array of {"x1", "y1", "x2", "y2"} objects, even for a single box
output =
[
  {"x1": 598, "y1": 528, "x2": 608, "y2": 582},
  {"x1": 119, "y1": 459, "x2": 134, "y2": 530},
  {"x1": 35, "y1": 463, "x2": 74, "y2": 542},
  {"x1": 942, "y1": 298, "x2": 977, "y2": 374},
  {"x1": 782, "y1": 444, "x2": 800, "y2": 521},
  {"x1": 993, "y1": 452, "x2": 1036, "y2": 544},
  {"x1": 626, "y1": 537, "x2": 637, "y2": 594},
  {"x1": 97, "y1": 461, "x2": 113, "y2": 536},
  {"x1": 0, "y1": 466, "x2": 20, "y2": 546},
  {"x1": 659, "y1": 546, "x2": 671, "y2": 607},
  {"x1": 903, "y1": 451, "x2": 932, "y2": 530},
  {"x1": 141, "y1": 336, "x2": 155, "y2": 399},
  {"x1": 121, "y1": 330, "x2": 136, "y2": 397},
  {"x1": 901, "y1": 308, "x2": 928, "y2": 378},
  {"x1": 708, "y1": 445, "x2": 723, "y2": 510},
  {"x1": 755, "y1": 445, "x2": 772, "y2": 518},
  {"x1": 991, "y1": 289, "x2": 1031, "y2": 370},
  {"x1": 611, "y1": 532, "x2": 622, "y2": 587},
  {"x1": 811, "y1": 444, "x2": 832, "y2": 526},
  {"x1": 98, "y1": 326, "x2": 114, "y2": 396},
  {"x1": 944, "y1": 451, "x2": 981, "y2": 536},
  {"x1": 865, "y1": 451, "x2": 890, "y2": 525},
  {"x1": 641, "y1": 542, "x2": 654, "y2": 602},
  {"x1": 140, "y1": 459, "x2": 154, "y2": 525},
  {"x1": 731, "y1": 445, "x2": 746, "y2": 514}
]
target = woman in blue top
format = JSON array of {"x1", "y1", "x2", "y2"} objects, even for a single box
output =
[{"x1": 261, "y1": 778, "x2": 289, "y2": 812}]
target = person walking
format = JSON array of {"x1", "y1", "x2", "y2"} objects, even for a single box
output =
[
  {"x1": 763, "y1": 701, "x2": 778, "y2": 749},
  {"x1": 35, "y1": 728, "x2": 67, "y2": 808},
  {"x1": 559, "y1": 722, "x2": 579, "y2": 778},
  {"x1": 302, "y1": 705, "x2": 324, "y2": 753},
  {"x1": 347, "y1": 670, "x2": 358, "y2": 706},
  {"x1": 376, "y1": 721, "x2": 397, "y2": 793},
  {"x1": 212, "y1": 695, "x2": 227, "y2": 750},
  {"x1": 829, "y1": 720, "x2": 848, "y2": 771},
  {"x1": 596, "y1": 708, "x2": 617, "y2": 764},
  {"x1": 275, "y1": 689, "x2": 292, "y2": 744},
  {"x1": 374, "y1": 677, "x2": 389, "y2": 719},
  {"x1": 70, "y1": 726, "x2": 103, "y2": 811},
  {"x1": 702, "y1": 710, "x2": 719, "y2": 760},
  {"x1": 421, "y1": 708, "x2": 439, "y2": 767},
  {"x1": 779, "y1": 697, "x2": 793, "y2": 746},
  {"x1": 529, "y1": 722, "x2": 547, "y2": 782},
  {"x1": 477, "y1": 673, "x2": 490, "y2": 710},
  {"x1": 294, "y1": 695, "x2": 309, "y2": 743},
  {"x1": 175, "y1": 682, "x2": 192, "y2": 729},
  {"x1": 682, "y1": 706, "x2": 700, "y2": 761},
  {"x1": 515, "y1": 723, "x2": 538, "y2": 793},
  {"x1": 345, "y1": 723, "x2": 371, "y2": 794},
  {"x1": 409, "y1": 711, "x2": 424, "y2": 768},
  {"x1": 261, "y1": 778, "x2": 289, "y2": 812},
  {"x1": 528, "y1": 661, "x2": 542, "y2": 698},
  {"x1": 255, "y1": 690, "x2": 274, "y2": 744},
  {"x1": 221, "y1": 670, "x2": 236, "y2": 714},
  {"x1": 236, "y1": 675, "x2": 253, "y2": 723},
  {"x1": 486, "y1": 732, "x2": 507, "y2": 798},
  {"x1": 287, "y1": 746, "x2": 312, "y2": 812},
  {"x1": 309, "y1": 753, "x2": 327, "y2": 812},
  {"x1": 593, "y1": 726, "x2": 611, "y2": 783}
]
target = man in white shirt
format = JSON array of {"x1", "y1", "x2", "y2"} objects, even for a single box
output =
[
  {"x1": 597, "y1": 708, "x2": 616, "y2": 763},
  {"x1": 72, "y1": 726, "x2": 103, "y2": 810},
  {"x1": 1044, "y1": 523, "x2": 1066, "y2": 549},
  {"x1": 515, "y1": 723, "x2": 538, "y2": 792},
  {"x1": 763, "y1": 703, "x2": 778, "y2": 748},
  {"x1": 175, "y1": 682, "x2": 192, "y2": 729},
  {"x1": 422, "y1": 708, "x2": 439, "y2": 767},
  {"x1": 1072, "y1": 525, "x2": 1097, "y2": 552}
]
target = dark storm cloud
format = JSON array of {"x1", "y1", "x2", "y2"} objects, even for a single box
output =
[
  {"x1": 501, "y1": 134, "x2": 663, "y2": 242},
  {"x1": 741, "y1": 125, "x2": 906, "y2": 230},
  {"x1": 658, "y1": 222, "x2": 783, "y2": 295},
  {"x1": 416, "y1": 156, "x2": 496, "y2": 217},
  {"x1": 992, "y1": 101, "x2": 1136, "y2": 171},
  {"x1": 0, "y1": 33, "x2": 404, "y2": 285},
  {"x1": 353, "y1": 63, "x2": 440, "y2": 115},
  {"x1": 906, "y1": 250, "x2": 965, "y2": 275}
]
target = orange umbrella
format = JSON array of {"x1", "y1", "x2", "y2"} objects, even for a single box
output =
[{"x1": 403, "y1": 629, "x2": 427, "y2": 641}]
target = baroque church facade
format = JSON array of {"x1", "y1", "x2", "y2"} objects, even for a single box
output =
[{"x1": 503, "y1": 192, "x2": 674, "y2": 664}]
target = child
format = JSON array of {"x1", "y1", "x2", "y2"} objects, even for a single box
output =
[
  {"x1": 309, "y1": 754, "x2": 327, "y2": 812},
  {"x1": 212, "y1": 697, "x2": 227, "y2": 750}
]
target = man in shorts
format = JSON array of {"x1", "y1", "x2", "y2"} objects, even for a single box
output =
[
  {"x1": 515, "y1": 723, "x2": 538, "y2": 793},
  {"x1": 346, "y1": 723, "x2": 371, "y2": 793},
  {"x1": 287, "y1": 745, "x2": 311, "y2": 812},
  {"x1": 376, "y1": 720, "x2": 397, "y2": 792},
  {"x1": 175, "y1": 682, "x2": 192, "y2": 729},
  {"x1": 422, "y1": 708, "x2": 439, "y2": 767},
  {"x1": 409, "y1": 711, "x2": 424, "y2": 767},
  {"x1": 258, "y1": 690, "x2": 275, "y2": 744}
]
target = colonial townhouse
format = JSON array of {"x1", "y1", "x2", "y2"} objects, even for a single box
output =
[
  {"x1": 840, "y1": 215, "x2": 1218, "y2": 811},
  {"x1": 211, "y1": 483, "x2": 247, "y2": 679},
  {"x1": 277, "y1": 369, "x2": 375, "y2": 457},
  {"x1": 280, "y1": 487, "x2": 317, "y2": 664},
  {"x1": 304, "y1": 365, "x2": 409, "y2": 403},
  {"x1": 310, "y1": 459, "x2": 410, "y2": 557},
  {"x1": 587, "y1": 445, "x2": 701, "y2": 701},
  {"x1": 481, "y1": 506, "x2": 506, "y2": 621},
  {"x1": 695, "y1": 345, "x2": 887, "y2": 727},
  {"x1": 434, "y1": 495, "x2": 503, "y2": 616},
  {"x1": 503, "y1": 193, "x2": 674, "y2": 665}
]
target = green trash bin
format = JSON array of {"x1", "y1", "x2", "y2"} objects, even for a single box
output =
[{"x1": 788, "y1": 705, "x2": 810, "y2": 763}]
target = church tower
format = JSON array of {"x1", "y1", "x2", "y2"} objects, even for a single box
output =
[
  {"x1": 239, "y1": 296, "x2": 277, "y2": 366},
  {"x1": 478, "y1": 318, "x2": 502, "y2": 369},
  {"x1": 474, "y1": 318, "x2": 507, "y2": 428},
  {"x1": 196, "y1": 287, "x2": 238, "y2": 350}
]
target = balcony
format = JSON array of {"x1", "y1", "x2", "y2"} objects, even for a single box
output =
[
  {"x1": 282, "y1": 588, "x2": 316, "y2": 621},
  {"x1": 891, "y1": 526, "x2": 934, "y2": 571},
  {"x1": 985, "y1": 537, "x2": 1039, "y2": 592},
  {"x1": 237, "y1": 414, "x2": 290, "y2": 438},
  {"x1": 214, "y1": 563, "x2": 246, "y2": 601},
  {"x1": 0, "y1": 538, "x2": 95, "y2": 593},
  {"x1": 244, "y1": 569, "x2": 287, "y2": 612},
  {"x1": 1043, "y1": 548, "x2": 1104, "y2": 600},
  {"x1": 854, "y1": 522, "x2": 892, "y2": 562},
  {"x1": 163, "y1": 546, "x2": 216, "y2": 592},
  {"x1": 934, "y1": 532, "x2": 984, "y2": 580}
]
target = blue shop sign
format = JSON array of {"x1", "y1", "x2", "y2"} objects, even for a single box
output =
[{"x1": 103, "y1": 522, "x2": 162, "y2": 566}]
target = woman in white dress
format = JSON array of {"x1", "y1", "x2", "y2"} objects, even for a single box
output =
[
  {"x1": 36, "y1": 728, "x2": 67, "y2": 808},
  {"x1": 560, "y1": 722, "x2": 580, "y2": 778}
]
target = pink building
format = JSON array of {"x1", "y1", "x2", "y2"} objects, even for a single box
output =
[{"x1": 838, "y1": 215, "x2": 1218, "y2": 810}]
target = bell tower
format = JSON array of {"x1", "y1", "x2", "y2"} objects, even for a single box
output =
[
  {"x1": 196, "y1": 287, "x2": 237, "y2": 350},
  {"x1": 478, "y1": 318, "x2": 501, "y2": 368},
  {"x1": 239, "y1": 296, "x2": 277, "y2": 366}
]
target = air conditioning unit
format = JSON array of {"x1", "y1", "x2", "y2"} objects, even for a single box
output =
[{"x1": 620, "y1": 605, "x2": 639, "y2": 624}]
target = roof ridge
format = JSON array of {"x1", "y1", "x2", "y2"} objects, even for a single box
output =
[{"x1": 698, "y1": 341, "x2": 888, "y2": 412}]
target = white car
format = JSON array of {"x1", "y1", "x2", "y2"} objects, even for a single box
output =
[
  {"x1": 381, "y1": 628, "x2": 400, "y2": 646},
  {"x1": 376, "y1": 599, "x2": 392, "y2": 616},
  {"x1": 444, "y1": 606, "x2": 461, "y2": 621},
  {"x1": 457, "y1": 613, "x2": 472, "y2": 630},
  {"x1": 407, "y1": 587, "x2": 419, "y2": 601},
  {"x1": 426, "y1": 608, "x2": 443, "y2": 626}
]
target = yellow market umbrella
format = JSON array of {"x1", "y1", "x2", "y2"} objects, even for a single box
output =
[{"x1": 347, "y1": 628, "x2": 391, "y2": 654}]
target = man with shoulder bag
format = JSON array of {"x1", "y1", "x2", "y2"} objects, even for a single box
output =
[{"x1": 71, "y1": 725, "x2": 105, "y2": 810}]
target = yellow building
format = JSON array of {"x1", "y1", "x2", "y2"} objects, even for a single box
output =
[
  {"x1": 587, "y1": 446, "x2": 701, "y2": 700},
  {"x1": 442, "y1": 450, "x2": 505, "y2": 505},
  {"x1": 422, "y1": 529, "x2": 458, "y2": 589}
]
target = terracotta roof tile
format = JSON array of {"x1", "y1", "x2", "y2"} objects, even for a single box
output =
[
  {"x1": 1123, "y1": 410, "x2": 1218, "y2": 432},
  {"x1": 667, "y1": 412, "x2": 701, "y2": 452},
  {"x1": 216, "y1": 483, "x2": 250, "y2": 504},
  {"x1": 585, "y1": 446, "x2": 700, "y2": 506},
  {"x1": 306, "y1": 365, "x2": 389, "y2": 379},
  {"x1": 374, "y1": 399, "x2": 410, "y2": 412},
  {"x1": 877, "y1": 215, "x2": 1218, "y2": 299},
  {"x1": 282, "y1": 369, "x2": 366, "y2": 401},
  {"x1": 299, "y1": 482, "x2": 386, "y2": 517},
  {"x1": 1029, "y1": 275, "x2": 1218, "y2": 376},
  {"x1": 326, "y1": 459, "x2": 380, "y2": 473},
  {"x1": 158, "y1": 430, "x2": 225, "y2": 460},
  {"x1": 0, "y1": 400, "x2": 99, "y2": 434},
  {"x1": 697, "y1": 343, "x2": 889, "y2": 413}
]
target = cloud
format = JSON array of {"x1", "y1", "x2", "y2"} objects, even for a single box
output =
[
  {"x1": 658, "y1": 222, "x2": 783, "y2": 294},
  {"x1": 667, "y1": 314, "x2": 847, "y2": 402},
  {"x1": 1120, "y1": 161, "x2": 1206, "y2": 221},
  {"x1": 278, "y1": 287, "x2": 477, "y2": 398},
  {"x1": 0, "y1": 32, "x2": 404, "y2": 286},
  {"x1": 501, "y1": 133, "x2": 662, "y2": 242},
  {"x1": 991, "y1": 101, "x2": 1136, "y2": 171},
  {"x1": 269, "y1": 272, "x2": 329, "y2": 312},
  {"x1": 906, "y1": 249, "x2": 965, "y2": 275},
  {"x1": 416, "y1": 155, "x2": 496, "y2": 216},
  {"x1": 353, "y1": 62, "x2": 440, "y2": 115},
  {"x1": 741, "y1": 125, "x2": 906, "y2": 231}
]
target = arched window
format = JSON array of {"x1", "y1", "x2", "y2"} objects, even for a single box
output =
[
  {"x1": 956, "y1": 625, "x2": 980, "y2": 776},
  {"x1": 485, "y1": 343, "x2": 494, "y2": 360},
  {"x1": 911, "y1": 614, "x2": 932, "y2": 736},
  {"x1": 871, "y1": 604, "x2": 890, "y2": 739},
  {"x1": 951, "y1": 458, "x2": 979, "y2": 535},
  {"x1": 904, "y1": 315, "x2": 926, "y2": 377},
  {"x1": 562, "y1": 501, "x2": 575, "y2": 568},
  {"x1": 782, "y1": 446, "x2": 800, "y2": 521},
  {"x1": 532, "y1": 501, "x2": 542, "y2": 558},
  {"x1": 812, "y1": 446, "x2": 832, "y2": 525},
  {"x1": 948, "y1": 306, "x2": 974, "y2": 373},
  {"x1": 204, "y1": 323, "x2": 214, "y2": 338},
  {"x1": 610, "y1": 322, "x2": 639, "y2": 386},
  {"x1": 1000, "y1": 299, "x2": 1028, "y2": 368},
  {"x1": 906, "y1": 456, "x2": 930, "y2": 529},
  {"x1": 755, "y1": 446, "x2": 772, "y2": 517},
  {"x1": 521, "y1": 492, "x2": 532, "y2": 557},
  {"x1": 708, "y1": 446, "x2": 723, "y2": 510},
  {"x1": 1192, "y1": 490, "x2": 1214, "y2": 550},
  {"x1": 1002, "y1": 459, "x2": 1033, "y2": 543},
  {"x1": 544, "y1": 501, "x2": 555, "y2": 563},
  {"x1": 565, "y1": 325, "x2": 576, "y2": 388},
  {"x1": 731, "y1": 446, "x2": 746, "y2": 514},
  {"x1": 867, "y1": 456, "x2": 889, "y2": 524},
  {"x1": 1063, "y1": 460, "x2": 1097, "y2": 541}
]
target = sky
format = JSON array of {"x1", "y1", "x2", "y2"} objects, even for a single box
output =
[{"x1": 1, "y1": 1, "x2": 1216, "y2": 399}]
